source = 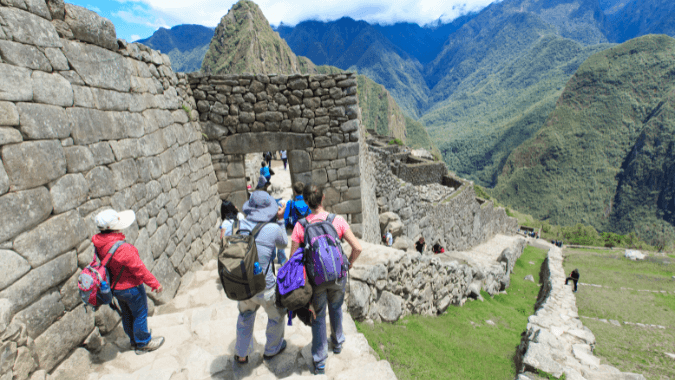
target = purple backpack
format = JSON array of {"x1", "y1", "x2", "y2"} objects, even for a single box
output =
[{"x1": 299, "y1": 214, "x2": 349, "y2": 286}]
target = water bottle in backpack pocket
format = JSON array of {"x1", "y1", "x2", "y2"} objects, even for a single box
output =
[{"x1": 299, "y1": 214, "x2": 349, "y2": 286}]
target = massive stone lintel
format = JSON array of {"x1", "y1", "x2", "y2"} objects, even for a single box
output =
[{"x1": 219, "y1": 132, "x2": 313, "y2": 154}]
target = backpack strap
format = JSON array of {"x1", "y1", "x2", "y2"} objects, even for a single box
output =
[
  {"x1": 232, "y1": 220, "x2": 241, "y2": 235},
  {"x1": 326, "y1": 214, "x2": 337, "y2": 223},
  {"x1": 100, "y1": 241, "x2": 126, "y2": 267}
]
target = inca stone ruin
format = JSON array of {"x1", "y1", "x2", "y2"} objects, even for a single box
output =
[{"x1": 0, "y1": 1, "x2": 646, "y2": 380}]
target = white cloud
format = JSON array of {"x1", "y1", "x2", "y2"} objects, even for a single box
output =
[
  {"x1": 112, "y1": 0, "x2": 499, "y2": 27},
  {"x1": 130, "y1": 34, "x2": 141, "y2": 41}
]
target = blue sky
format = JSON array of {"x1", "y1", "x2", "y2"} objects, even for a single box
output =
[{"x1": 70, "y1": 0, "x2": 499, "y2": 42}]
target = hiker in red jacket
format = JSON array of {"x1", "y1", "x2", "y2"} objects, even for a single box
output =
[{"x1": 93, "y1": 209, "x2": 165, "y2": 354}]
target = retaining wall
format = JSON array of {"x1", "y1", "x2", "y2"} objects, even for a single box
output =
[
  {"x1": 391, "y1": 156, "x2": 447, "y2": 186},
  {"x1": 515, "y1": 247, "x2": 646, "y2": 380},
  {"x1": 0, "y1": 2, "x2": 221, "y2": 378}
]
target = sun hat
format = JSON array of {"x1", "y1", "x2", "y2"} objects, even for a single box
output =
[
  {"x1": 256, "y1": 175, "x2": 268, "y2": 189},
  {"x1": 95, "y1": 209, "x2": 136, "y2": 231},
  {"x1": 242, "y1": 191, "x2": 279, "y2": 222}
]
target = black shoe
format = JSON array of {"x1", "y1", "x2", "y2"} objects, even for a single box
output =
[
  {"x1": 314, "y1": 363, "x2": 325, "y2": 375},
  {"x1": 263, "y1": 340, "x2": 287, "y2": 360}
]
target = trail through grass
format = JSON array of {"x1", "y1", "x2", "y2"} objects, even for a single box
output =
[
  {"x1": 563, "y1": 248, "x2": 675, "y2": 379},
  {"x1": 356, "y1": 245, "x2": 548, "y2": 380}
]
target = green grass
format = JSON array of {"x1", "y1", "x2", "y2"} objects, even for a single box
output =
[
  {"x1": 356, "y1": 245, "x2": 548, "y2": 380},
  {"x1": 563, "y1": 248, "x2": 675, "y2": 379}
]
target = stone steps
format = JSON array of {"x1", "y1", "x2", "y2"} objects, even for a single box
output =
[{"x1": 50, "y1": 260, "x2": 396, "y2": 380}]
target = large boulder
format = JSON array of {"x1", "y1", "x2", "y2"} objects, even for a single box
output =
[
  {"x1": 34, "y1": 305, "x2": 95, "y2": 372},
  {"x1": 378, "y1": 212, "x2": 400, "y2": 233},
  {"x1": 64, "y1": 4, "x2": 117, "y2": 51},
  {"x1": 147, "y1": 255, "x2": 180, "y2": 305},
  {"x1": 376, "y1": 291, "x2": 402, "y2": 322},
  {"x1": 347, "y1": 280, "x2": 370, "y2": 320},
  {"x1": 625, "y1": 250, "x2": 645, "y2": 261}
]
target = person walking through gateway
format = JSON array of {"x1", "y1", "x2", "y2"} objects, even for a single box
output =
[
  {"x1": 260, "y1": 161, "x2": 271, "y2": 182},
  {"x1": 92, "y1": 209, "x2": 165, "y2": 354},
  {"x1": 222, "y1": 191, "x2": 289, "y2": 364},
  {"x1": 290, "y1": 184, "x2": 362, "y2": 375},
  {"x1": 280, "y1": 150, "x2": 288, "y2": 170},
  {"x1": 565, "y1": 269, "x2": 580, "y2": 292}
]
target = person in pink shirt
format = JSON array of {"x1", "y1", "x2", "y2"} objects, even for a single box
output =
[{"x1": 290, "y1": 184, "x2": 362, "y2": 375}]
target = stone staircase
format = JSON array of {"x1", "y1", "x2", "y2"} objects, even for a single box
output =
[{"x1": 50, "y1": 259, "x2": 396, "y2": 380}]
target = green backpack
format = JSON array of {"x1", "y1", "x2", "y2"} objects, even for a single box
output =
[{"x1": 218, "y1": 221, "x2": 271, "y2": 301}]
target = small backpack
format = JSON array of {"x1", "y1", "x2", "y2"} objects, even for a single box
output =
[
  {"x1": 218, "y1": 221, "x2": 271, "y2": 301},
  {"x1": 287, "y1": 200, "x2": 310, "y2": 229},
  {"x1": 78, "y1": 241, "x2": 126, "y2": 310},
  {"x1": 299, "y1": 214, "x2": 349, "y2": 287},
  {"x1": 275, "y1": 248, "x2": 313, "y2": 311}
]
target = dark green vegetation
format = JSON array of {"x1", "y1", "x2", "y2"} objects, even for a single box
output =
[
  {"x1": 495, "y1": 35, "x2": 675, "y2": 245},
  {"x1": 357, "y1": 245, "x2": 548, "y2": 380},
  {"x1": 137, "y1": 25, "x2": 214, "y2": 73},
  {"x1": 563, "y1": 248, "x2": 675, "y2": 379}
]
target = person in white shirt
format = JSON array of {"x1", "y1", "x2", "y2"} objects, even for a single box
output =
[
  {"x1": 280, "y1": 151, "x2": 288, "y2": 170},
  {"x1": 219, "y1": 200, "x2": 245, "y2": 239}
]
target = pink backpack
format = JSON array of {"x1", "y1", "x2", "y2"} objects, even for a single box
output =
[{"x1": 78, "y1": 241, "x2": 126, "y2": 310}]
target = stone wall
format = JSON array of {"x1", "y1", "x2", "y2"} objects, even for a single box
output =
[
  {"x1": 189, "y1": 72, "x2": 368, "y2": 234},
  {"x1": 391, "y1": 155, "x2": 447, "y2": 186},
  {"x1": 515, "y1": 247, "x2": 646, "y2": 380},
  {"x1": 346, "y1": 239, "x2": 526, "y2": 322},
  {"x1": 0, "y1": 2, "x2": 221, "y2": 378},
  {"x1": 369, "y1": 147, "x2": 518, "y2": 251}
]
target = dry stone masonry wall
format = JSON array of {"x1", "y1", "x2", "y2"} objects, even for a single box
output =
[
  {"x1": 188, "y1": 72, "x2": 371, "y2": 237},
  {"x1": 0, "y1": 1, "x2": 222, "y2": 378},
  {"x1": 516, "y1": 246, "x2": 646, "y2": 380},
  {"x1": 365, "y1": 146, "x2": 518, "y2": 251}
]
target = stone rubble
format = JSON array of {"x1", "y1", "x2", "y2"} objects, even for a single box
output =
[
  {"x1": 516, "y1": 245, "x2": 647, "y2": 380},
  {"x1": 49, "y1": 259, "x2": 397, "y2": 380}
]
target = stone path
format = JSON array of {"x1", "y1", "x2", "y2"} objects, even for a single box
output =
[
  {"x1": 579, "y1": 316, "x2": 667, "y2": 330},
  {"x1": 437, "y1": 234, "x2": 523, "y2": 268},
  {"x1": 578, "y1": 283, "x2": 675, "y2": 294},
  {"x1": 53, "y1": 259, "x2": 396, "y2": 380}
]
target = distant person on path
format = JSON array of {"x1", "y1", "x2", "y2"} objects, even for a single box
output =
[
  {"x1": 432, "y1": 243, "x2": 445, "y2": 254},
  {"x1": 264, "y1": 151, "x2": 272, "y2": 167},
  {"x1": 219, "y1": 200, "x2": 245, "y2": 240},
  {"x1": 260, "y1": 161, "x2": 271, "y2": 182},
  {"x1": 255, "y1": 175, "x2": 269, "y2": 191},
  {"x1": 290, "y1": 184, "x2": 362, "y2": 375},
  {"x1": 385, "y1": 229, "x2": 393, "y2": 247},
  {"x1": 92, "y1": 209, "x2": 165, "y2": 354},
  {"x1": 223, "y1": 191, "x2": 289, "y2": 364},
  {"x1": 280, "y1": 150, "x2": 288, "y2": 170},
  {"x1": 284, "y1": 182, "x2": 310, "y2": 230},
  {"x1": 415, "y1": 237, "x2": 426, "y2": 254},
  {"x1": 565, "y1": 269, "x2": 580, "y2": 292}
]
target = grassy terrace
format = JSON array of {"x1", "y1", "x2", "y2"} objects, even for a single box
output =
[
  {"x1": 356, "y1": 245, "x2": 548, "y2": 379},
  {"x1": 563, "y1": 248, "x2": 675, "y2": 379}
]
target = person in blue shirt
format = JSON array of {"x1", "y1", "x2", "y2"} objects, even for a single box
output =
[
  {"x1": 260, "y1": 161, "x2": 271, "y2": 182},
  {"x1": 283, "y1": 182, "x2": 311, "y2": 229}
]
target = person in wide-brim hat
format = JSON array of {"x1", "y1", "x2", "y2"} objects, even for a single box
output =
[
  {"x1": 91, "y1": 209, "x2": 165, "y2": 354},
  {"x1": 243, "y1": 190, "x2": 280, "y2": 222}
]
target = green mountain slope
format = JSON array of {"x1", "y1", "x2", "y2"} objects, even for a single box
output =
[
  {"x1": 137, "y1": 25, "x2": 214, "y2": 73},
  {"x1": 423, "y1": 35, "x2": 613, "y2": 186},
  {"x1": 493, "y1": 35, "x2": 675, "y2": 240}
]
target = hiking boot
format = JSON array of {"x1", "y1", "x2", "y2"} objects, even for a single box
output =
[
  {"x1": 314, "y1": 364, "x2": 325, "y2": 375},
  {"x1": 135, "y1": 336, "x2": 165, "y2": 355}
]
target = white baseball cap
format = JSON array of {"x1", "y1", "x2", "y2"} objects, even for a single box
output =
[{"x1": 95, "y1": 209, "x2": 136, "y2": 231}]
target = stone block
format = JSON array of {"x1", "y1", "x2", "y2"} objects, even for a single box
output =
[
  {"x1": 377, "y1": 291, "x2": 402, "y2": 322},
  {"x1": 17, "y1": 103, "x2": 72, "y2": 140},
  {"x1": 64, "y1": 4, "x2": 117, "y2": 50},
  {"x1": 340, "y1": 119, "x2": 359, "y2": 133},
  {"x1": 12, "y1": 290, "x2": 64, "y2": 339},
  {"x1": 148, "y1": 255, "x2": 180, "y2": 305},
  {"x1": 49, "y1": 173, "x2": 89, "y2": 214},
  {"x1": 0, "y1": 187, "x2": 52, "y2": 243},
  {"x1": 62, "y1": 40, "x2": 130, "y2": 92},
  {"x1": 220, "y1": 132, "x2": 313, "y2": 154},
  {"x1": 0, "y1": 7, "x2": 61, "y2": 48},
  {"x1": 13, "y1": 210, "x2": 86, "y2": 267},
  {"x1": 0, "y1": 341, "x2": 17, "y2": 375},
  {"x1": 0, "y1": 250, "x2": 30, "y2": 292},
  {"x1": 94, "y1": 304, "x2": 120, "y2": 335},
  {"x1": 34, "y1": 304, "x2": 94, "y2": 372},
  {"x1": 1, "y1": 140, "x2": 65, "y2": 191},
  {"x1": 313, "y1": 146, "x2": 337, "y2": 161},
  {"x1": 32, "y1": 71, "x2": 73, "y2": 106},
  {"x1": 342, "y1": 186, "x2": 361, "y2": 201},
  {"x1": 138, "y1": 130, "x2": 168, "y2": 157},
  {"x1": 12, "y1": 345, "x2": 36, "y2": 380},
  {"x1": 150, "y1": 224, "x2": 170, "y2": 260},
  {"x1": 85, "y1": 166, "x2": 115, "y2": 198},
  {"x1": 0, "y1": 128, "x2": 22, "y2": 147},
  {"x1": 0, "y1": 161, "x2": 6, "y2": 196},
  {"x1": 312, "y1": 169, "x2": 328, "y2": 186},
  {"x1": 287, "y1": 150, "x2": 310, "y2": 173},
  {"x1": 0, "y1": 250, "x2": 76, "y2": 314},
  {"x1": 44, "y1": 47, "x2": 69, "y2": 71},
  {"x1": 67, "y1": 107, "x2": 117, "y2": 145},
  {"x1": 59, "y1": 269, "x2": 82, "y2": 311},
  {"x1": 337, "y1": 165, "x2": 359, "y2": 180},
  {"x1": 0, "y1": 63, "x2": 32, "y2": 102},
  {"x1": 331, "y1": 200, "x2": 362, "y2": 214},
  {"x1": 62, "y1": 146, "x2": 95, "y2": 174},
  {"x1": 88, "y1": 142, "x2": 115, "y2": 166},
  {"x1": 217, "y1": 178, "x2": 246, "y2": 194},
  {"x1": 227, "y1": 161, "x2": 245, "y2": 178},
  {"x1": 109, "y1": 159, "x2": 138, "y2": 190},
  {"x1": 347, "y1": 280, "x2": 370, "y2": 319},
  {"x1": 337, "y1": 142, "x2": 359, "y2": 158},
  {"x1": 0, "y1": 103, "x2": 19, "y2": 127},
  {"x1": 0, "y1": 40, "x2": 52, "y2": 71}
]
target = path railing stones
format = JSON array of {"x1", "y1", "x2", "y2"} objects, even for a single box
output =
[{"x1": 515, "y1": 246, "x2": 646, "y2": 380}]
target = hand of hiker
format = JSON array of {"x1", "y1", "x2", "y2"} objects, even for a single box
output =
[
  {"x1": 276, "y1": 204, "x2": 286, "y2": 220},
  {"x1": 154, "y1": 285, "x2": 163, "y2": 293}
]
